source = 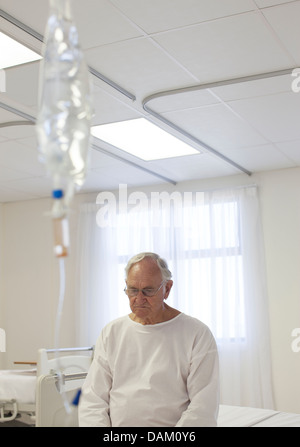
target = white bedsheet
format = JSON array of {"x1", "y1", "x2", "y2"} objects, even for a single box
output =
[
  {"x1": 218, "y1": 405, "x2": 300, "y2": 427},
  {"x1": 0, "y1": 369, "x2": 36, "y2": 404},
  {"x1": 254, "y1": 412, "x2": 300, "y2": 427},
  {"x1": 218, "y1": 405, "x2": 278, "y2": 427}
]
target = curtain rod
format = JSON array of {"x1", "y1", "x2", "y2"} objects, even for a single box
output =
[{"x1": 143, "y1": 67, "x2": 295, "y2": 178}]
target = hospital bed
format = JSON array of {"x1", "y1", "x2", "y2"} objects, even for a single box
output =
[
  {"x1": 0, "y1": 346, "x2": 93, "y2": 426},
  {"x1": 2, "y1": 349, "x2": 300, "y2": 427},
  {"x1": 218, "y1": 404, "x2": 300, "y2": 427}
]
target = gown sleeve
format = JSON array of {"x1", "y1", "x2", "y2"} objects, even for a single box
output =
[
  {"x1": 175, "y1": 328, "x2": 219, "y2": 427},
  {"x1": 78, "y1": 332, "x2": 112, "y2": 427}
]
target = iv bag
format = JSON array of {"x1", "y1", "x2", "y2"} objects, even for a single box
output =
[{"x1": 36, "y1": 0, "x2": 93, "y2": 191}]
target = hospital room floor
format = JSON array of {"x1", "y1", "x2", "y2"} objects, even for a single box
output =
[
  {"x1": 0, "y1": 413, "x2": 33, "y2": 427},
  {"x1": 1, "y1": 420, "x2": 30, "y2": 426}
]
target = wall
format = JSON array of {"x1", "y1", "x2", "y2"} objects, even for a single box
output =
[
  {"x1": 0, "y1": 167, "x2": 300, "y2": 412},
  {"x1": 1, "y1": 197, "x2": 84, "y2": 368},
  {"x1": 0, "y1": 204, "x2": 4, "y2": 368},
  {"x1": 257, "y1": 168, "x2": 300, "y2": 414}
]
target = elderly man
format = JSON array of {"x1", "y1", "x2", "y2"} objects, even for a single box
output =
[{"x1": 79, "y1": 252, "x2": 219, "y2": 427}]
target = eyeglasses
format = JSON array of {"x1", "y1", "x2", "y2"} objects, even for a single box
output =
[{"x1": 124, "y1": 281, "x2": 165, "y2": 298}]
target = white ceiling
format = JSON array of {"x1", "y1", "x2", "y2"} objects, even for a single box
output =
[{"x1": 0, "y1": 0, "x2": 299, "y2": 202}]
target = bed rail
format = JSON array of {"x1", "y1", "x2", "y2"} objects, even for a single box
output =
[
  {"x1": 45, "y1": 347, "x2": 94, "y2": 354},
  {"x1": 61, "y1": 371, "x2": 87, "y2": 382},
  {"x1": 0, "y1": 399, "x2": 18, "y2": 422},
  {"x1": 50, "y1": 371, "x2": 88, "y2": 384},
  {"x1": 37, "y1": 346, "x2": 94, "y2": 376}
]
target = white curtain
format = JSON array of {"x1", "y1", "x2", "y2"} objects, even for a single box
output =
[{"x1": 75, "y1": 185, "x2": 274, "y2": 409}]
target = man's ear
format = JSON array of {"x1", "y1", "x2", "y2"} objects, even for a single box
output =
[{"x1": 164, "y1": 280, "x2": 173, "y2": 300}]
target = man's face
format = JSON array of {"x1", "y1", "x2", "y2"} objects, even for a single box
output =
[{"x1": 126, "y1": 258, "x2": 172, "y2": 323}]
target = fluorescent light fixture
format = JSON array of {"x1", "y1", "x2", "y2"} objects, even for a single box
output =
[
  {"x1": 91, "y1": 118, "x2": 199, "y2": 161},
  {"x1": 0, "y1": 32, "x2": 42, "y2": 70}
]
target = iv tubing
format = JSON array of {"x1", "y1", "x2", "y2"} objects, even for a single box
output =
[{"x1": 54, "y1": 257, "x2": 71, "y2": 414}]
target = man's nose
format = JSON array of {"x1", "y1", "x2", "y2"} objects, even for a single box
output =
[{"x1": 135, "y1": 290, "x2": 147, "y2": 301}]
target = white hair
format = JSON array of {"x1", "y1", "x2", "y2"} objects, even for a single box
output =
[{"x1": 125, "y1": 252, "x2": 172, "y2": 281}]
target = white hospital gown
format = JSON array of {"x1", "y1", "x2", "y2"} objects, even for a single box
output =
[{"x1": 78, "y1": 313, "x2": 219, "y2": 427}]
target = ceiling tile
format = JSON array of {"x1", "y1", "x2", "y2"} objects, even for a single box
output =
[
  {"x1": 228, "y1": 91, "x2": 300, "y2": 142},
  {"x1": 255, "y1": 0, "x2": 295, "y2": 7},
  {"x1": 0, "y1": 123, "x2": 36, "y2": 140},
  {"x1": 150, "y1": 152, "x2": 241, "y2": 180},
  {"x1": 0, "y1": 0, "x2": 142, "y2": 47},
  {"x1": 5, "y1": 62, "x2": 40, "y2": 108},
  {"x1": 0, "y1": 163, "x2": 33, "y2": 181},
  {"x1": 146, "y1": 88, "x2": 220, "y2": 114},
  {"x1": 0, "y1": 175, "x2": 52, "y2": 199},
  {"x1": 85, "y1": 37, "x2": 196, "y2": 100},
  {"x1": 220, "y1": 143, "x2": 295, "y2": 171},
  {"x1": 0, "y1": 140, "x2": 43, "y2": 176},
  {"x1": 85, "y1": 163, "x2": 163, "y2": 191},
  {"x1": 72, "y1": 0, "x2": 143, "y2": 49},
  {"x1": 89, "y1": 146, "x2": 123, "y2": 170},
  {"x1": 92, "y1": 87, "x2": 141, "y2": 125},
  {"x1": 0, "y1": 0, "x2": 49, "y2": 35},
  {"x1": 0, "y1": 184, "x2": 38, "y2": 202},
  {"x1": 262, "y1": 1, "x2": 300, "y2": 65},
  {"x1": 110, "y1": 0, "x2": 255, "y2": 33},
  {"x1": 161, "y1": 103, "x2": 267, "y2": 151},
  {"x1": 0, "y1": 107, "x2": 24, "y2": 124},
  {"x1": 276, "y1": 139, "x2": 300, "y2": 165},
  {"x1": 154, "y1": 11, "x2": 294, "y2": 82},
  {"x1": 211, "y1": 73, "x2": 292, "y2": 102}
]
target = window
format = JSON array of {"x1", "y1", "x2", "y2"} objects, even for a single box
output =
[{"x1": 181, "y1": 199, "x2": 245, "y2": 341}]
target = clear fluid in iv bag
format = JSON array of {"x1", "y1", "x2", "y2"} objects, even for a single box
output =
[{"x1": 36, "y1": 0, "x2": 93, "y2": 188}]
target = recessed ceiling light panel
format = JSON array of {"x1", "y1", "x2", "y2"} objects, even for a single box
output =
[
  {"x1": 0, "y1": 32, "x2": 42, "y2": 70},
  {"x1": 91, "y1": 118, "x2": 199, "y2": 161}
]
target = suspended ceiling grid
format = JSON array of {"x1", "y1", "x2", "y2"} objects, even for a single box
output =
[{"x1": 0, "y1": 0, "x2": 299, "y2": 202}]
